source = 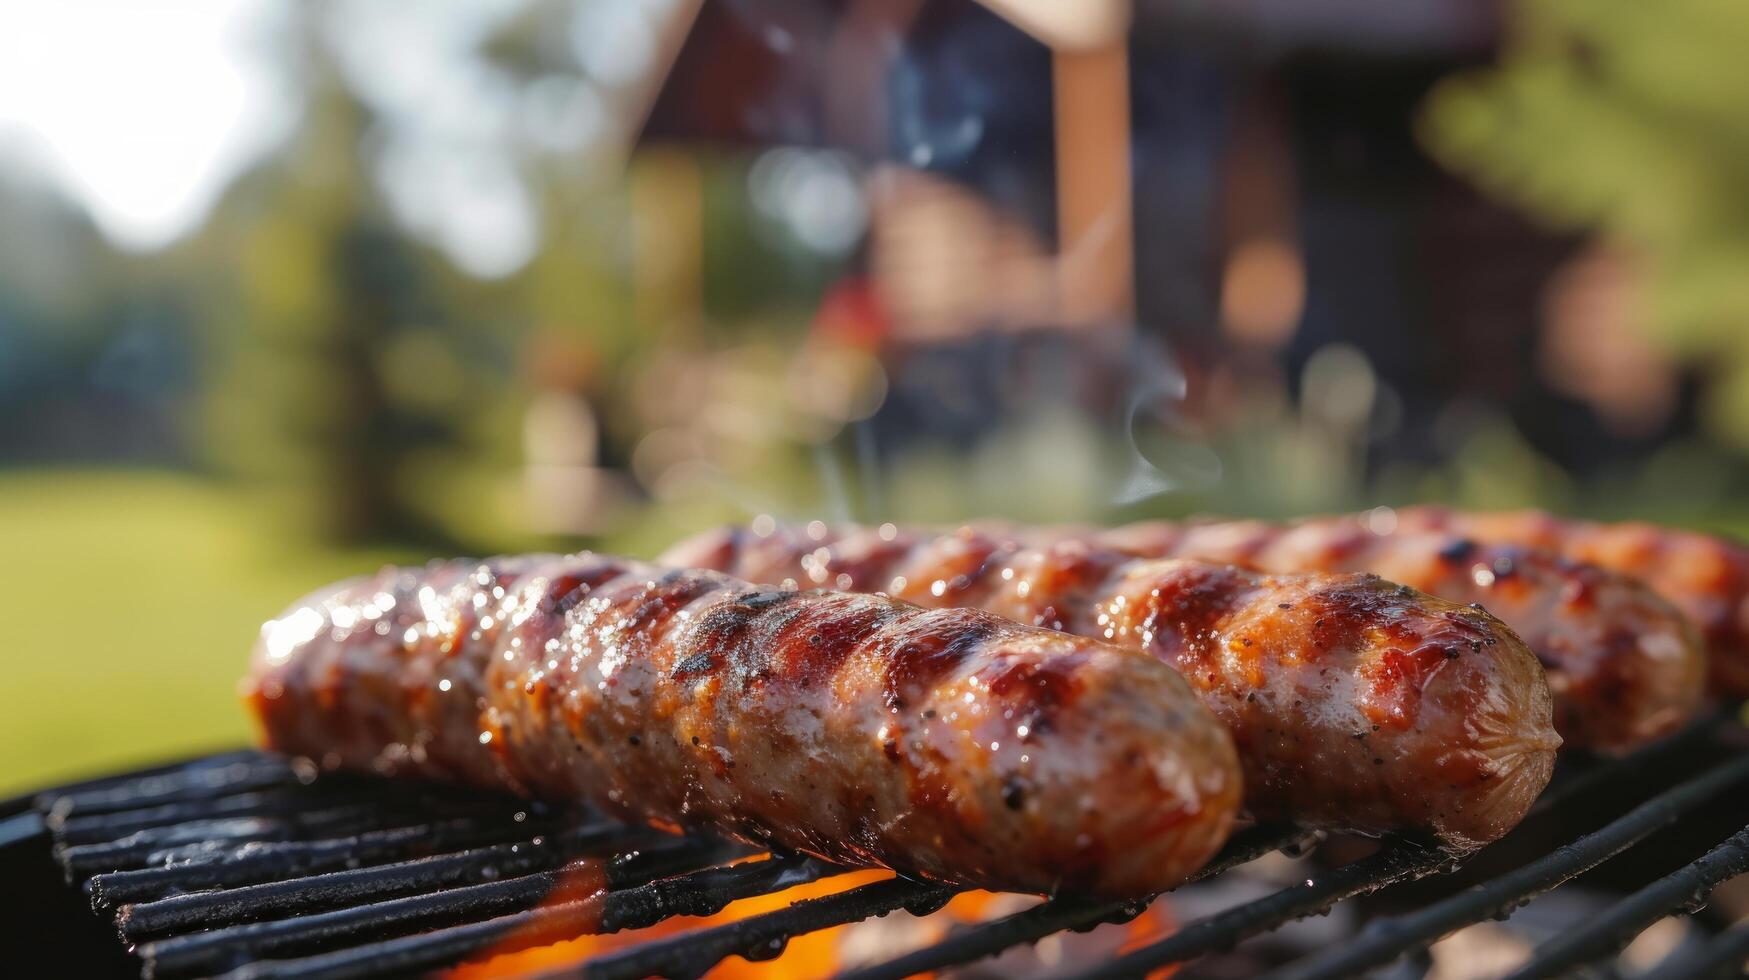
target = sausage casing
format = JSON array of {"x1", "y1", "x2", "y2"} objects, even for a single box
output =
[
  {"x1": 1391, "y1": 506, "x2": 1747, "y2": 697},
  {"x1": 243, "y1": 554, "x2": 1242, "y2": 898},
  {"x1": 664, "y1": 527, "x2": 1560, "y2": 847},
  {"x1": 1082, "y1": 518, "x2": 1706, "y2": 751}
]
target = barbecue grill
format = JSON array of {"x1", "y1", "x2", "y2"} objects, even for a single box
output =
[{"x1": 5, "y1": 712, "x2": 1748, "y2": 979}]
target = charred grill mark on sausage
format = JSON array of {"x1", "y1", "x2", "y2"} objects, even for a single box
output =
[
  {"x1": 246, "y1": 554, "x2": 1243, "y2": 898},
  {"x1": 666, "y1": 526, "x2": 1561, "y2": 847}
]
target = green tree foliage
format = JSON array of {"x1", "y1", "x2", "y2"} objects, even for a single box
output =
[
  {"x1": 1421, "y1": 0, "x2": 1749, "y2": 445},
  {"x1": 189, "y1": 40, "x2": 478, "y2": 545}
]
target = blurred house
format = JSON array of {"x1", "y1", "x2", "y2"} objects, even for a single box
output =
[{"x1": 628, "y1": 0, "x2": 1703, "y2": 495}]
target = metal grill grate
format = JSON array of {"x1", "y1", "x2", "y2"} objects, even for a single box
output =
[{"x1": 4, "y1": 714, "x2": 1748, "y2": 979}]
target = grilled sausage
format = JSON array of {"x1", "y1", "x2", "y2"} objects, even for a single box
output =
[
  {"x1": 664, "y1": 527, "x2": 1560, "y2": 847},
  {"x1": 1391, "y1": 506, "x2": 1749, "y2": 698},
  {"x1": 243, "y1": 554, "x2": 1242, "y2": 898},
  {"x1": 1078, "y1": 518, "x2": 1706, "y2": 751}
]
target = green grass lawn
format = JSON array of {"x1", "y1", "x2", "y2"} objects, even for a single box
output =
[{"x1": 0, "y1": 471, "x2": 412, "y2": 795}]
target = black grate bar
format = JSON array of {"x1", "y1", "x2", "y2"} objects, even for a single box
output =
[
  {"x1": 47, "y1": 774, "x2": 527, "y2": 842},
  {"x1": 572, "y1": 874, "x2": 958, "y2": 980},
  {"x1": 586, "y1": 853, "x2": 837, "y2": 934},
  {"x1": 1503, "y1": 823, "x2": 1749, "y2": 980},
  {"x1": 136, "y1": 841, "x2": 742, "y2": 978},
  {"x1": 141, "y1": 867, "x2": 595, "y2": 980},
  {"x1": 1255, "y1": 753, "x2": 1749, "y2": 980},
  {"x1": 34, "y1": 750, "x2": 279, "y2": 816},
  {"x1": 836, "y1": 822, "x2": 1318, "y2": 980},
  {"x1": 116, "y1": 820, "x2": 666, "y2": 940},
  {"x1": 53, "y1": 787, "x2": 393, "y2": 846},
  {"x1": 61, "y1": 814, "x2": 357, "y2": 875},
  {"x1": 89, "y1": 826, "x2": 475, "y2": 909},
  {"x1": 58, "y1": 798, "x2": 538, "y2": 877},
  {"x1": 1063, "y1": 840, "x2": 1455, "y2": 980},
  {"x1": 1640, "y1": 920, "x2": 1749, "y2": 980},
  {"x1": 210, "y1": 854, "x2": 842, "y2": 980},
  {"x1": 87, "y1": 813, "x2": 568, "y2": 909},
  {"x1": 0, "y1": 809, "x2": 44, "y2": 849},
  {"x1": 37, "y1": 759, "x2": 295, "y2": 819}
]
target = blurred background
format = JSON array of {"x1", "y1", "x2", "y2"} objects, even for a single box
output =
[{"x1": 2, "y1": 0, "x2": 1746, "y2": 793}]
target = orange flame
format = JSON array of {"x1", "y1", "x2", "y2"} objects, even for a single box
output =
[
  {"x1": 446, "y1": 858, "x2": 888, "y2": 979},
  {"x1": 433, "y1": 843, "x2": 1189, "y2": 980},
  {"x1": 445, "y1": 860, "x2": 1182, "y2": 979}
]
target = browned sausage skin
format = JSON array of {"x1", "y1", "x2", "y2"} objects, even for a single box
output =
[
  {"x1": 243, "y1": 554, "x2": 1241, "y2": 898},
  {"x1": 1079, "y1": 518, "x2": 1706, "y2": 751},
  {"x1": 1390, "y1": 506, "x2": 1748, "y2": 698},
  {"x1": 663, "y1": 527, "x2": 1560, "y2": 848}
]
